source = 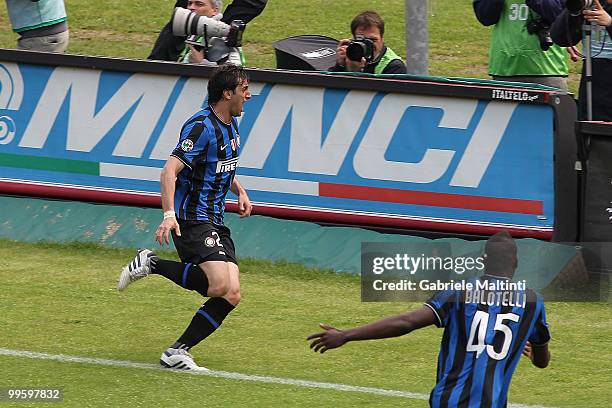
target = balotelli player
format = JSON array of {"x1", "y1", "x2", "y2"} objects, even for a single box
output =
[{"x1": 308, "y1": 230, "x2": 550, "y2": 407}]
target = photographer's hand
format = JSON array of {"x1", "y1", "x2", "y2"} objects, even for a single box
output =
[
  {"x1": 187, "y1": 45, "x2": 205, "y2": 64},
  {"x1": 336, "y1": 39, "x2": 350, "y2": 66},
  {"x1": 583, "y1": 0, "x2": 612, "y2": 27},
  {"x1": 567, "y1": 46, "x2": 580, "y2": 62},
  {"x1": 345, "y1": 57, "x2": 366, "y2": 72}
]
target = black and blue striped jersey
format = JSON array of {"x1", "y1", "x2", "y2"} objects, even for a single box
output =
[
  {"x1": 171, "y1": 106, "x2": 241, "y2": 225},
  {"x1": 425, "y1": 275, "x2": 550, "y2": 408}
]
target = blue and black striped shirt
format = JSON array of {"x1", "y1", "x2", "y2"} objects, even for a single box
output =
[
  {"x1": 425, "y1": 275, "x2": 550, "y2": 408},
  {"x1": 171, "y1": 106, "x2": 241, "y2": 224}
]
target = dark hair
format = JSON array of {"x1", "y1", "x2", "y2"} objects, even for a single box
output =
[
  {"x1": 351, "y1": 10, "x2": 385, "y2": 37},
  {"x1": 207, "y1": 64, "x2": 249, "y2": 104},
  {"x1": 483, "y1": 230, "x2": 518, "y2": 277}
]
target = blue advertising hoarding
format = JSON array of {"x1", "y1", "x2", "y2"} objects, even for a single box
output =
[{"x1": 0, "y1": 54, "x2": 576, "y2": 239}]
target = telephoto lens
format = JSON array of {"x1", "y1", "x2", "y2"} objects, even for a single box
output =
[{"x1": 171, "y1": 7, "x2": 230, "y2": 38}]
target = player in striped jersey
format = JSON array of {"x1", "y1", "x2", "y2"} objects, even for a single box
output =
[
  {"x1": 117, "y1": 64, "x2": 252, "y2": 371},
  {"x1": 308, "y1": 231, "x2": 551, "y2": 407}
]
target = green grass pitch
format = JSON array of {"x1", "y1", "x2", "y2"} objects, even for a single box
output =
[{"x1": 0, "y1": 240, "x2": 610, "y2": 407}]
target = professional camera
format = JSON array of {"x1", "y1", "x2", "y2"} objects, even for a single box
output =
[
  {"x1": 346, "y1": 36, "x2": 374, "y2": 62},
  {"x1": 526, "y1": 18, "x2": 554, "y2": 51},
  {"x1": 171, "y1": 7, "x2": 246, "y2": 48}
]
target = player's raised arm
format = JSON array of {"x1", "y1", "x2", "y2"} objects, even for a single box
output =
[{"x1": 307, "y1": 306, "x2": 437, "y2": 353}]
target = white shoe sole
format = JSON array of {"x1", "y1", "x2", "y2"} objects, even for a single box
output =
[{"x1": 117, "y1": 250, "x2": 152, "y2": 291}]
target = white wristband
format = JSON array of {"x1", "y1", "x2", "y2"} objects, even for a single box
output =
[{"x1": 163, "y1": 210, "x2": 176, "y2": 220}]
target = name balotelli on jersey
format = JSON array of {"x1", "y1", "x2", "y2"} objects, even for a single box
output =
[
  {"x1": 465, "y1": 289, "x2": 527, "y2": 308},
  {"x1": 464, "y1": 278, "x2": 527, "y2": 309}
]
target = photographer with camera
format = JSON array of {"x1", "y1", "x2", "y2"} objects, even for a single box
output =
[
  {"x1": 473, "y1": 0, "x2": 569, "y2": 89},
  {"x1": 551, "y1": 0, "x2": 612, "y2": 121},
  {"x1": 177, "y1": 0, "x2": 242, "y2": 66},
  {"x1": 148, "y1": 0, "x2": 266, "y2": 62},
  {"x1": 328, "y1": 11, "x2": 407, "y2": 75}
]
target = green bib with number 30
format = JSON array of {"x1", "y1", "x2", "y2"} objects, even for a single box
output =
[{"x1": 489, "y1": 0, "x2": 568, "y2": 76}]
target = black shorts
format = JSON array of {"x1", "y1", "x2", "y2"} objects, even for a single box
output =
[{"x1": 171, "y1": 220, "x2": 237, "y2": 265}]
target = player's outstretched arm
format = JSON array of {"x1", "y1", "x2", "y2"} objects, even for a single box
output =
[
  {"x1": 307, "y1": 306, "x2": 437, "y2": 353},
  {"x1": 522, "y1": 341, "x2": 551, "y2": 368}
]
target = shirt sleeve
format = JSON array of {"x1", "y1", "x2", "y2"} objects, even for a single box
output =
[
  {"x1": 424, "y1": 289, "x2": 458, "y2": 328},
  {"x1": 171, "y1": 120, "x2": 210, "y2": 169},
  {"x1": 528, "y1": 297, "x2": 551, "y2": 345},
  {"x1": 525, "y1": 0, "x2": 565, "y2": 24},
  {"x1": 473, "y1": 0, "x2": 505, "y2": 26},
  {"x1": 221, "y1": 0, "x2": 268, "y2": 24},
  {"x1": 550, "y1": 9, "x2": 582, "y2": 46}
]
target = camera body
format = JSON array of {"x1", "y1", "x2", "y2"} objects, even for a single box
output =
[
  {"x1": 226, "y1": 20, "x2": 246, "y2": 48},
  {"x1": 526, "y1": 18, "x2": 554, "y2": 51},
  {"x1": 346, "y1": 36, "x2": 375, "y2": 62}
]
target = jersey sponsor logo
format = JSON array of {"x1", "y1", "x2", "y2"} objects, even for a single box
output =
[
  {"x1": 181, "y1": 139, "x2": 194, "y2": 152},
  {"x1": 219, "y1": 143, "x2": 228, "y2": 151},
  {"x1": 215, "y1": 157, "x2": 239, "y2": 173}
]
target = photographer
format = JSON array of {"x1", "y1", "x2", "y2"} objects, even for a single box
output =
[
  {"x1": 328, "y1": 11, "x2": 407, "y2": 75},
  {"x1": 148, "y1": 0, "x2": 266, "y2": 62},
  {"x1": 177, "y1": 0, "x2": 242, "y2": 66},
  {"x1": 473, "y1": 0, "x2": 569, "y2": 89},
  {"x1": 551, "y1": 0, "x2": 612, "y2": 121}
]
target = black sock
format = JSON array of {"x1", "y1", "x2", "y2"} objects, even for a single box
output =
[
  {"x1": 169, "y1": 342, "x2": 190, "y2": 350},
  {"x1": 176, "y1": 297, "x2": 235, "y2": 348},
  {"x1": 152, "y1": 259, "x2": 209, "y2": 296}
]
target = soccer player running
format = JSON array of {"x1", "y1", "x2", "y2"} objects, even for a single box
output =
[
  {"x1": 118, "y1": 64, "x2": 252, "y2": 371},
  {"x1": 308, "y1": 231, "x2": 551, "y2": 407}
]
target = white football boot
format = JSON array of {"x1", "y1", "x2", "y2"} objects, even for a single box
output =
[
  {"x1": 160, "y1": 348, "x2": 209, "y2": 371},
  {"x1": 117, "y1": 249, "x2": 156, "y2": 291}
]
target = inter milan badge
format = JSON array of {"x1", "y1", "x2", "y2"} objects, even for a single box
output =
[
  {"x1": 181, "y1": 139, "x2": 194, "y2": 152},
  {"x1": 204, "y1": 237, "x2": 216, "y2": 247},
  {"x1": 230, "y1": 135, "x2": 241, "y2": 151}
]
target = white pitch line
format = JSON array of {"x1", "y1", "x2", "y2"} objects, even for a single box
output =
[{"x1": 0, "y1": 348, "x2": 555, "y2": 408}]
